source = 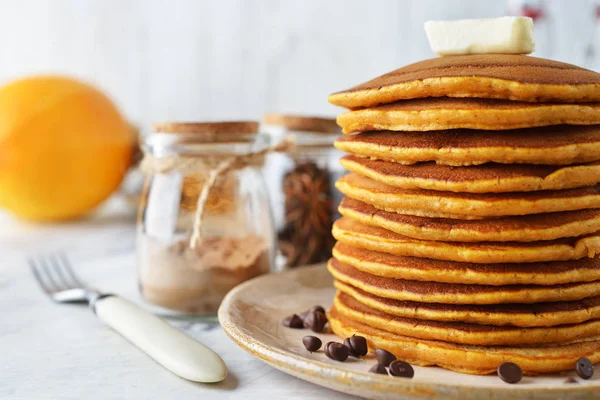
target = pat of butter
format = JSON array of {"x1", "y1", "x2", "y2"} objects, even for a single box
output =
[{"x1": 424, "y1": 17, "x2": 535, "y2": 56}]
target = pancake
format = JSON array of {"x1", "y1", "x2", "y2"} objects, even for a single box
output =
[
  {"x1": 335, "y1": 280, "x2": 600, "y2": 327},
  {"x1": 333, "y1": 292, "x2": 600, "y2": 346},
  {"x1": 328, "y1": 258, "x2": 600, "y2": 304},
  {"x1": 328, "y1": 308, "x2": 600, "y2": 375},
  {"x1": 332, "y1": 242, "x2": 600, "y2": 285},
  {"x1": 333, "y1": 217, "x2": 600, "y2": 263},
  {"x1": 337, "y1": 98, "x2": 600, "y2": 133},
  {"x1": 341, "y1": 155, "x2": 600, "y2": 193},
  {"x1": 336, "y1": 173, "x2": 600, "y2": 218},
  {"x1": 334, "y1": 126, "x2": 600, "y2": 166},
  {"x1": 338, "y1": 198, "x2": 600, "y2": 242},
  {"x1": 328, "y1": 55, "x2": 600, "y2": 109}
]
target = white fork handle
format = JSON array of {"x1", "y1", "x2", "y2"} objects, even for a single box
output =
[{"x1": 94, "y1": 295, "x2": 227, "y2": 383}]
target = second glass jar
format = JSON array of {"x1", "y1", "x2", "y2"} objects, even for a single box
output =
[{"x1": 262, "y1": 114, "x2": 344, "y2": 269}]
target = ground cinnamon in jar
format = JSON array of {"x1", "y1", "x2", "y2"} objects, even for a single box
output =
[{"x1": 137, "y1": 121, "x2": 277, "y2": 316}]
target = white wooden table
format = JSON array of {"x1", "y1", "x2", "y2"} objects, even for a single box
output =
[{"x1": 0, "y1": 198, "x2": 356, "y2": 400}]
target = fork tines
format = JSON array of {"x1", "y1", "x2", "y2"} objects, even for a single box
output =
[{"x1": 29, "y1": 253, "x2": 83, "y2": 293}]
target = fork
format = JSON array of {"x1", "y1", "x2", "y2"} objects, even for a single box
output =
[{"x1": 29, "y1": 253, "x2": 227, "y2": 383}]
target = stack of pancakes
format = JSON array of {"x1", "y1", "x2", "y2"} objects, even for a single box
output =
[{"x1": 326, "y1": 54, "x2": 600, "y2": 375}]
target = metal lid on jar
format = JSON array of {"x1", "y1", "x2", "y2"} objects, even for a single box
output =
[{"x1": 263, "y1": 114, "x2": 340, "y2": 134}]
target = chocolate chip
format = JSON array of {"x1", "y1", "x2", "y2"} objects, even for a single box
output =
[
  {"x1": 343, "y1": 337, "x2": 358, "y2": 357},
  {"x1": 369, "y1": 363, "x2": 388, "y2": 375},
  {"x1": 300, "y1": 305, "x2": 326, "y2": 321},
  {"x1": 309, "y1": 305, "x2": 326, "y2": 314},
  {"x1": 344, "y1": 335, "x2": 369, "y2": 357},
  {"x1": 498, "y1": 362, "x2": 522, "y2": 384},
  {"x1": 302, "y1": 336, "x2": 322, "y2": 352},
  {"x1": 375, "y1": 348, "x2": 397, "y2": 367},
  {"x1": 303, "y1": 310, "x2": 328, "y2": 332},
  {"x1": 324, "y1": 341, "x2": 334, "y2": 358},
  {"x1": 575, "y1": 357, "x2": 594, "y2": 380},
  {"x1": 325, "y1": 342, "x2": 349, "y2": 362},
  {"x1": 282, "y1": 314, "x2": 304, "y2": 329},
  {"x1": 389, "y1": 360, "x2": 414, "y2": 378}
]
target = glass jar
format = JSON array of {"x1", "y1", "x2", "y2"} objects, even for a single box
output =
[
  {"x1": 262, "y1": 114, "x2": 344, "y2": 269},
  {"x1": 137, "y1": 121, "x2": 275, "y2": 317},
  {"x1": 118, "y1": 123, "x2": 145, "y2": 211}
]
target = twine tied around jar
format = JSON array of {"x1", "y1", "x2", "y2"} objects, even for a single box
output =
[{"x1": 140, "y1": 136, "x2": 294, "y2": 250}]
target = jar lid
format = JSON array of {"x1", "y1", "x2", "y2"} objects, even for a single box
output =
[
  {"x1": 263, "y1": 114, "x2": 339, "y2": 134},
  {"x1": 152, "y1": 121, "x2": 260, "y2": 144},
  {"x1": 152, "y1": 121, "x2": 259, "y2": 135}
]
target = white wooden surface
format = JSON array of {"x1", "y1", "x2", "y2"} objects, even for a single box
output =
[
  {"x1": 0, "y1": 0, "x2": 598, "y2": 131},
  {"x1": 0, "y1": 199, "x2": 357, "y2": 400}
]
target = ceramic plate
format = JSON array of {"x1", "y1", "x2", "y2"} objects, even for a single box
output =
[{"x1": 218, "y1": 264, "x2": 600, "y2": 400}]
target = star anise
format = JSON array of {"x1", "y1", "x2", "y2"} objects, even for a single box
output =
[{"x1": 278, "y1": 162, "x2": 336, "y2": 267}]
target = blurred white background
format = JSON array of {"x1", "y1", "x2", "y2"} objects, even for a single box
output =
[{"x1": 0, "y1": 0, "x2": 598, "y2": 128}]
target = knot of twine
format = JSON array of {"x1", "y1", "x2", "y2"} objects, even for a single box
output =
[{"x1": 140, "y1": 136, "x2": 294, "y2": 250}]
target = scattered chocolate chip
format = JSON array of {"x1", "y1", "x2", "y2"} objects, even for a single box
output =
[
  {"x1": 309, "y1": 305, "x2": 326, "y2": 314},
  {"x1": 303, "y1": 310, "x2": 328, "y2": 332},
  {"x1": 300, "y1": 305, "x2": 326, "y2": 321},
  {"x1": 369, "y1": 363, "x2": 388, "y2": 375},
  {"x1": 498, "y1": 362, "x2": 522, "y2": 384},
  {"x1": 282, "y1": 314, "x2": 304, "y2": 329},
  {"x1": 302, "y1": 336, "x2": 322, "y2": 352},
  {"x1": 344, "y1": 335, "x2": 369, "y2": 357},
  {"x1": 324, "y1": 341, "x2": 335, "y2": 358},
  {"x1": 375, "y1": 348, "x2": 397, "y2": 367},
  {"x1": 325, "y1": 342, "x2": 349, "y2": 362},
  {"x1": 564, "y1": 377, "x2": 578, "y2": 384},
  {"x1": 389, "y1": 360, "x2": 414, "y2": 378},
  {"x1": 575, "y1": 357, "x2": 594, "y2": 380},
  {"x1": 343, "y1": 337, "x2": 358, "y2": 357}
]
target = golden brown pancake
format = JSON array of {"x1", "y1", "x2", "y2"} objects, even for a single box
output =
[
  {"x1": 333, "y1": 217, "x2": 600, "y2": 263},
  {"x1": 328, "y1": 258, "x2": 600, "y2": 304},
  {"x1": 332, "y1": 242, "x2": 600, "y2": 285},
  {"x1": 341, "y1": 155, "x2": 600, "y2": 193},
  {"x1": 339, "y1": 198, "x2": 600, "y2": 242},
  {"x1": 333, "y1": 292, "x2": 600, "y2": 345},
  {"x1": 337, "y1": 173, "x2": 600, "y2": 218},
  {"x1": 329, "y1": 307, "x2": 600, "y2": 375},
  {"x1": 334, "y1": 126, "x2": 600, "y2": 166},
  {"x1": 328, "y1": 55, "x2": 600, "y2": 109},
  {"x1": 335, "y1": 280, "x2": 600, "y2": 327},
  {"x1": 337, "y1": 98, "x2": 600, "y2": 133}
]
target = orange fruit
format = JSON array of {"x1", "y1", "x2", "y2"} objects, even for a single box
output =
[{"x1": 0, "y1": 76, "x2": 135, "y2": 221}]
